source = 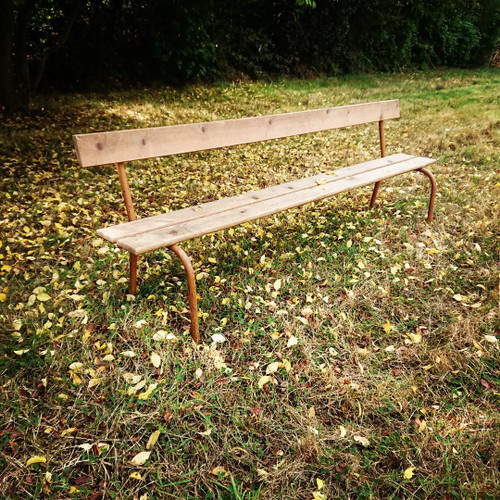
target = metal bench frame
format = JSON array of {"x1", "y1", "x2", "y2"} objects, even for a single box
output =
[{"x1": 73, "y1": 100, "x2": 436, "y2": 343}]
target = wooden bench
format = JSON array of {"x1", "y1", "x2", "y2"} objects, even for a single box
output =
[{"x1": 73, "y1": 100, "x2": 436, "y2": 343}]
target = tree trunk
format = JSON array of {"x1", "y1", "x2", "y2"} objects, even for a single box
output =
[
  {"x1": 13, "y1": 0, "x2": 37, "y2": 103},
  {"x1": 0, "y1": 0, "x2": 15, "y2": 109}
]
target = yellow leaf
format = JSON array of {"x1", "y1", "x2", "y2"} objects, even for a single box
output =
[
  {"x1": 309, "y1": 406, "x2": 316, "y2": 419},
  {"x1": 453, "y1": 294, "x2": 463, "y2": 302},
  {"x1": 146, "y1": 430, "x2": 161, "y2": 450},
  {"x1": 383, "y1": 320, "x2": 391, "y2": 334},
  {"x1": 88, "y1": 378, "x2": 103, "y2": 388},
  {"x1": 129, "y1": 471, "x2": 144, "y2": 480},
  {"x1": 36, "y1": 292, "x2": 51, "y2": 302},
  {"x1": 137, "y1": 383, "x2": 157, "y2": 400},
  {"x1": 339, "y1": 425, "x2": 347, "y2": 438},
  {"x1": 258, "y1": 376, "x2": 271, "y2": 389},
  {"x1": 316, "y1": 478, "x2": 325, "y2": 490},
  {"x1": 61, "y1": 427, "x2": 77, "y2": 437},
  {"x1": 130, "y1": 451, "x2": 151, "y2": 466},
  {"x1": 403, "y1": 466, "x2": 415, "y2": 479},
  {"x1": 150, "y1": 352, "x2": 161, "y2": 368},
  {"x1": 197, "y1": 428, "x2": 212, "y2": 436},
  {"x1": 152, "y1": 330, "x2": 167, "y2": 341},
  {"x1": 0, "y1": 293, "x2": 6, "y2": 302},
  {"x1": 26, "y1": 456, "x2": 47, "y2": 466},
  {"x1": 353, "y1": 435, "x2": 370, "y2": 447},
  {"x1": 312, "y1": 492, "x2": 327, "y2": 500},
  {"x1": 210, "y1": 466, "x2": 229, "y2": 477},
  {"x1": 266, "y1": 362, "x2": 280, "y2": 374},
  {"x1": 102, "y1": 354, "x2": 115, "y2": 362},
  {"x1": 287, "y1": 335, "x2": 298, "y2": 347},
  {"x1": 407, "y1": 332, "x2": 422, "y2": 344},
  {"x1": 273, "y1": 279, "x2": 282, "y2": 291},
  {"x1": 77, "y1": 443, "x2": 93, "y2": 452},
  {"x1": 316, "y1": 178, "x2": 327, "y2": 185}
]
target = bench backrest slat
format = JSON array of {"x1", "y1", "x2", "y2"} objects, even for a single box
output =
[{"x1": 73, "y1": 100, "x2": 399, "y2": 168}]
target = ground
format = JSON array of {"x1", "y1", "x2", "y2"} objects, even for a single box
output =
[{"x1": 0, "y1": 68, "x2": 499, "y2": 499}]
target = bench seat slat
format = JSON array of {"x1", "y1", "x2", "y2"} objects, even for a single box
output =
[
  {"x1": 113, "y1": 155, "x2": 434, "y2": 255},
  {"x1": 97, "y1": 153, "x2": 413, "y2": 243}
]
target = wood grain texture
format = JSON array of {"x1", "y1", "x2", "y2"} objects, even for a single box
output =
[
  {"x1": 74, "y1": 100, "x2": 400, "y2": 167},
  {"x1": 97, "y1": 154, "x2": 412, "y2": 243},
  {"x1": 112, "y1": 156, "x2": 434, "y2": 255}
]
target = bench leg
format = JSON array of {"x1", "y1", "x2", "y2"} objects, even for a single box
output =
[
  {"x1": 369, "y1": 181, "x2": 382, "y2": 208},
  {"x1": 129, "y1": 253, "x2": 138, "y2": 295},
  {"x1": 418, "y1": 167, "x2": 437, "y2": 223},
  {"x1": 169, "y1": 244, "x2": 200, "y2": 344}
]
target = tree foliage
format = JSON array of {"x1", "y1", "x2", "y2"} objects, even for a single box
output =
[{"x1": 1, "y1": 0, "x2": 498, "y2": 108}]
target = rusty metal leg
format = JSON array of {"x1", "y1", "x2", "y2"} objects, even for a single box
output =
[
  {"x1": 418, "y1": 167, "x2": 437, "y2": 223},
  {"x1": 370, "y1": 181, "x2": 382, "y2": 208},
  {"x1": 169, "y1": 244, "x2": 200, "y2": 343},
  {"x1": 129, "y1": 253, "x2": 138, "y2": 295}
]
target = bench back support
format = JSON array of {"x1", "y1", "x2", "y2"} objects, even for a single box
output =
[
  {"x1": 74, "y1": 99, "x2": 399, "y2": 223},
  {"x1": 73, "y1": 100, "x2": 399, "y2": 168}
]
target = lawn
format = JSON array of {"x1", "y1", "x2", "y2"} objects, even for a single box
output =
[{"x1": 0, "y1": 68, "x2": 499, "y2": 499}]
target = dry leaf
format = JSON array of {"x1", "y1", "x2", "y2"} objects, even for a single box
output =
[
  {"x1": 403, "y1": 466, "x2": 415, "y2": 479},
  {"x1": 211, "y1": 334, "x2": 226, "y2": 343},
  {"x1": 339, "y1": 425, "x2": 347, "y2": 438},
  {"x1": 210, "y1": 466, "x2": 229, "y2": 476},
  {"x1": 266, "y1": 362, "x2": 280, "y2": 374},
  {"x1": 130, "y1": 451, "x2": 151, "y2": 466},
  {"x1": 146, "y1": 430, "x2": 160, "y2": 450},
  {"x1": 26, "y1": 456, "x2": 47, "y2": 466},
  {"x1": 197, "y1": 428, "x2": 212, "y2": 436},
  {"x1": 273, "y1": 279, "x2": 282, "y2": 291},
  {"x1": 129, "y1": 471, "x2": 144, "y2": 480},
  {"x1": 353, "y1": 435, "x2": 370, "y2": 447},
  {"x1": 383, "y1": 320, "x2": 391, "y2": 334},
  {"x1": 150, "y1": 352, "x2": 161, "y2": 368},
  {"x1": 287, "y1": 336, "x2": 298, "y2": 347},
  {"x1": 258, "y1": 375, "x2": 271, "y2": 389}
]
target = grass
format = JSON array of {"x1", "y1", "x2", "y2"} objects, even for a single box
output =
[{"x1": 0, "y1": 68, "x2": 499, "y2": 499}]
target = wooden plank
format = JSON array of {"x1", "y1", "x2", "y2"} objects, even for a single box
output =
[
  {"x1": 74, "y1": 100, "x2": 400, "y2": 167},
  {"x1": 97, "y1": 153, "x2": 412, "y2": 243},
  {"x1": 116, "y1": 157, "x2": 435, "y2": 255}
]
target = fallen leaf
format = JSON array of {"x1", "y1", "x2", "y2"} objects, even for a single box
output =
[
  {"x1": 383, "y1": 320, "x2": 391, "y2": 334},
  {"x1": 26, "y1": 456, "x2": 47, "y2": 466},
  {"x1": 353, "y1": 435, "x2": 370, "y2": 447},
  {"x1": 287, "y1": 336, "x2": 298, "y2": 347},
  {"x1": 152, "y1": 330, "x2": 167, "y2": 341},
  {"x1": 88, "y1": 378, "x2": 103, "y2": 388},
  {"x1": 316, "y1": 478, "x2": 325, "y2": 490},
  {"x1": 258, "y1": 375, "x2": 271, "y2": 389},
  {"x1": 130, "y1": 451, "x2": 151, "y2": 466},
  {"x1": 197, "y1": 428, "x2": 212, "y2": 436},
  {"x1": 150, "y1": 352, "x2": 161, "y2": 368},
  {"x1": 77, "y1": 443, "x2": 93, "y2": 452},
  {"x1": 403, "y1": 466, "x2": 415, "y2": 479},
  {"x1": 36, "y1": 293, "x2": 50, "y2": 302},
  {"x1": 273, "y1": 279, "x2": 282, "y2": 291},
  {"x1": 339, "y1": 425, "x2": 347, "y2": 438},
  {"x1": 211, "y1": 334, "x2": 226, "y2": 343},
  {"x1": 266, "y1": 361, "x2": 280, "y2": 374},
  {"x1": 484, "y1": 335, "x2": 497, "y2": 344},
  {"x1": 146, "y1": 430, "x2": 160, "y2": 450},
  {"x1": 210, "y1": 466, "x2": 229, "y2": 476},
  {"x1": 129, "y1": 471, "x2": 144, "y2": 480}
]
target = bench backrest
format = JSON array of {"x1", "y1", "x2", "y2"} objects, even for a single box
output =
[{"x1": 73, "y1": 100, "x2": 399, "y2": 168}]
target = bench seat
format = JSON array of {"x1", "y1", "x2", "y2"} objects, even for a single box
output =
[{"x1": 97, "y1": 153, "x2": 435, "y2": 256}]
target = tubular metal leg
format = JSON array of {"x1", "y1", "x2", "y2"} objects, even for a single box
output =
[
  {"x1": 418, "y1": 167, "x2": 437, "y2": 223},
  {"x1": 169, "y1": 244, "x2": 200, "y2": 343},
  {"x1": 369, "y1": 181, "x2": 382, "y2": 208},
  {"x1": 129, "y1": 253, "x2": 138, "y2": 295}
]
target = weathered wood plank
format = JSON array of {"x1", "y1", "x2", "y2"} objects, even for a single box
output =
[
  {"x1": 116, "y1": 156, "x2": 434, "y2": 255},
  {"x1": 97, "y1": 153, "x2": 412, "y2": 243},
  {"x1": 74, "y1": 100, "x2": 400, "y2": 167}
]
